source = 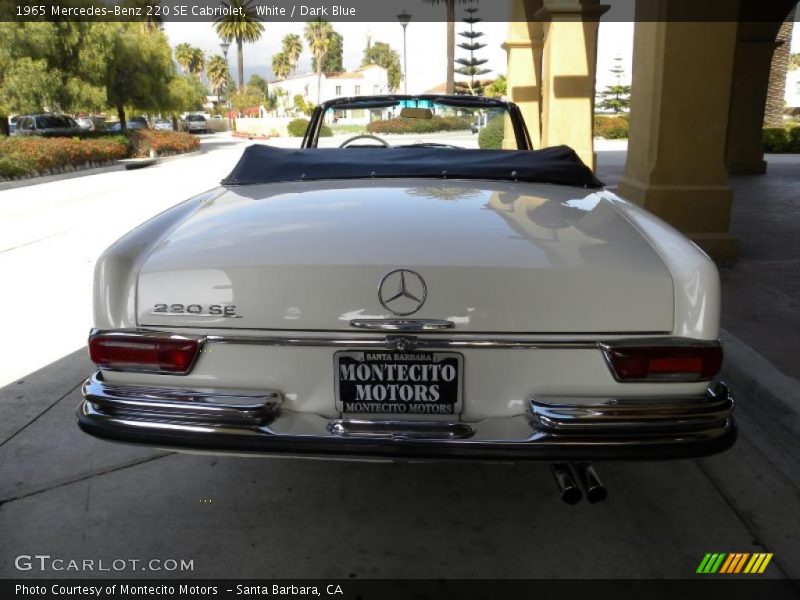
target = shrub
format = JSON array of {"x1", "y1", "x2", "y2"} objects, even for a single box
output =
[
  {"x1": 286, "y1": 118, "x2": 332, "y2": 137},
  {"x1": 763, "y1": 128, "x2": 789, "y2": 153},
  {"x1": 478, "y1": 115, "x2": 505, "y2": 149},
  {"x1": 287, "y1": 118, "x2": 309, "y2": 137},
  {"x1": 367, "y1": 115, "x2": 471, "y2": 135},
  {"x1": 787, "y1": 127, "x2": 800, "y2": 153},
  {"x1": 594, "y1": 115, "x2": 629, "y2": 139},
  {"x1": 128, "y1": 130, "x2": 199, "y2": 157},
  {"x1": 0, "y1": 154, "x2": 33, "y2": 178},
  {"x1": 0, "y1": 136, "x2": 129, "y2": 177},
  {"x1": 0, "y1": 130, "x2": 199, "y2": 178}
]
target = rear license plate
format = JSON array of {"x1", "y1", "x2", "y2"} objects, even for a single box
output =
[{"x1": 335, "y1": 351, "x2": 463, "y2": 416}]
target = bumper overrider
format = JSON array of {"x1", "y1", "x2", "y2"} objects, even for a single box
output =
[{"x1": 78, "y1": 372, "x2": 735, "y2": 461}]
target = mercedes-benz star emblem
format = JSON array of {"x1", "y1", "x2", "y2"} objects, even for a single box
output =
[{"x1": 378, "y1": 269, "x2": 427, "y2": 316}]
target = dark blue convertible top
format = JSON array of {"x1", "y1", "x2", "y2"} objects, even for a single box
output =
[{"x1": 221, "y1": 144, "x2": 604, "y2": 188}]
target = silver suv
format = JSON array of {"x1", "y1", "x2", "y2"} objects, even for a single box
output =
[{"x1": 180, "y1": 114, "x2": 208, "y2": 134}]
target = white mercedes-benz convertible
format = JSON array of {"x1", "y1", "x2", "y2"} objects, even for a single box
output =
[{"x1": 79, "y1": 95, "x2": 734, "y2": 502}]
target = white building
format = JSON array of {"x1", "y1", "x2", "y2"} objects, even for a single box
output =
[
  {"x1": 270, "y1": 64, "x2": 390, "y2": 123},
  {"x1": 786, "y1": 69, "x2": 800, "y2": 109}
]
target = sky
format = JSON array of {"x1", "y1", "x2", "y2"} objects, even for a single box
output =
[{"x1": 163, "y1": 19, "x2": 796, "y2": 95}]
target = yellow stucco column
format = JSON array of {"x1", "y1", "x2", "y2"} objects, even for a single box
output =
[
  {"x1": 726, "y1": 22, "x2": 783, "y2": 174},
  {"x1": 537, "y1": 0, "x2": 609, "y2": 172},
  {"x1": 502, "y1": 0, "x2": 544, "y2": 149},
  {"x1": 618, "y1": 18, "x2": 740, "y2": 262}
]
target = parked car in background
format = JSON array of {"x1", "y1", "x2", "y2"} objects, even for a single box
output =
[
  {"x1": 8, "y1": 116, "x2": 17, "y2": 134},
  {"x1": 75, "y1": 116, "x2": 107, "y2": 132},
  {"x1": 79, "y1": 95, "x2": 735, "y2": 506},
  {"x1": 180, "y1": 114, "x2": 208, "y2": 134},
  {"x1": 153, "y1": 119, "x2": 174, "y2": 131},
  {"x1": 13, "y1": 114, "x2": 83, "y2": 137},
  {"x1": 107, "y1": 118, "x2": 149, "y2": 132}
]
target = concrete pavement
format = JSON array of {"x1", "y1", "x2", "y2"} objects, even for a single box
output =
[
  {"x1": 1, "y1": 348, "x2": 799, "y2": 580},
  {"x1": 0, "y1": 134, "x2": 254, "y2": 386},
  {"x1": 0, "y1": 138, "x2": 798, "y2": 581}
]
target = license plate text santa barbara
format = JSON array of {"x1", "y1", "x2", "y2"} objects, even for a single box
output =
[{"x1": 336, "y1": 352, "x2": 462, "y2": 415}]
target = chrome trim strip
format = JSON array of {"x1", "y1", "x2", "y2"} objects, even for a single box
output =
[
  {"x1": 82, "y1": 372, "x2": 280, "y2": 425},
  {"x1": 529, "y1": 383, "x2": 733, "y2": 434},
  {"x1": 349, "y1": 319, "x2": 455, "y2": 331},
  {"x1": 90, "y1": 329, "x2": 722, "y2": 352},
  {"x1": 328, "y1": 419, "x2": 474, "y2": 440},
  {"x1": 146, "y1": 312, "x2": 243, "y2": 319}
]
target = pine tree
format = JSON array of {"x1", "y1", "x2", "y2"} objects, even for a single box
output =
[
  {"x1": 597, "y1": 56, "x2": 631, "y2": 114},
  {"x1": 454, "y1": 8, "x2": 490, "y2": 94}
]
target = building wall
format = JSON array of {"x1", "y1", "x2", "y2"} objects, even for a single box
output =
[
  {"x1": 786, "y1": 69, "x2": 800, "y2": 109},
  {"x1": 270, "y1": 65, "x2": 389, "y2": 107}
]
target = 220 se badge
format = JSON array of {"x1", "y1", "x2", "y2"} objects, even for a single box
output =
[{"x1": 78, "y1": 94, "x2": 735, "y2": 505}]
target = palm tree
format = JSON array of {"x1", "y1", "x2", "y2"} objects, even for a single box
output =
[
  {"x1": 207, "y1": 54, "x2": 231, "y2": 97},
  {"x1": 174, "y1": 43, "x2": 194, "y2": 75},
  {"x1": 282, "y1": 34, "x2": 303, "y2": 74},
  {"x1": 215, "y1": 0, "x2": 264, "y2": 88},
  {"x1": 304, "y1": 19, "x2": 334, "y2": 104},
  {"x1": 765, "y1": 12, "x2": 795, "y2": 127},
  {"x1": 424, "y1": 0, "x2": 471, "y2": 94},
  {"x1": 188, "y1": 47, "x2": 205, "y2": 78},
  {"x1": 271, "y1": 52, "x2": 292, "y2": 80}
]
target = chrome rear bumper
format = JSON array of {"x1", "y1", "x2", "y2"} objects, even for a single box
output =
[{"x1": 78, "y1": 373, "x2": 735, "y2": 461}]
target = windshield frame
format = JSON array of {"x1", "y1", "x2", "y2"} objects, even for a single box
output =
[{"x1": 301, "y1": 95, "x2": 532, "y2": 151}]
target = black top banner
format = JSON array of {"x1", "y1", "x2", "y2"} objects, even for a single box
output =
[{"x1": 2, "y1": 0, "x2": 799, "y2": 23}]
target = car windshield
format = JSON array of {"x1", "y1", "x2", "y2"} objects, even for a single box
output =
[
  {"x1": 186, "y1": 115, "x2": 205, "y2": 121},
  {"x1": 35, "y1": 115, "x2": 74, "y2": 128},
  {"x1": 317, "y1": 99, "x2": 517, "y2": 150}
]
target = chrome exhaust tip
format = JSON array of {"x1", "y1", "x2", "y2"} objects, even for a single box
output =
[
  {"x1": 551, "y1": 463, "x2": 582, "y2": 504},
  {"x1": 574, "y1": 463, "x2": 607, "y2": 504}
]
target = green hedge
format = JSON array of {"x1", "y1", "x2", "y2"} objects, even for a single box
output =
[
  {"x1": 287, "y1": 118, "x2": 332, "y2": 137},
  {"x1": 763, "y1": 128, "x2": 789, "y2": 152},
  {"x1": 762, "y1": 126, "x2": 800, "y2": 153},
  {"x1": 478, "y1": 115, "x2": 504, "y2": 149},
  {"x1": 0, "y1": 136, "x2": 129, "y2": 178},
  {"x1": 594, "y1": 115, "x2": 629, "y2": 139},
  {"x1": 0, "y1": 130, "x2": 199, "y2": 178},
  {"x1": 367, "y1": 116, "x2": 471, "y2": 135},
  {"x1": 128, "y1": 130, "x2": 199, "y2": 157}
]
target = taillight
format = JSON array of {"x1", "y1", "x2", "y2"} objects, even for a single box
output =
[
  {"x1": 89, "y1": 332, "x2": 202, "y2": 374},
  {"x1": 603, "y1": 343, "x2": 722, "y2": 382}
]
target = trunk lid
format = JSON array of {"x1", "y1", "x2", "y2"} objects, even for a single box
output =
[{"x1": 137, "y1": 180, "x2": 674, "y2": 333}]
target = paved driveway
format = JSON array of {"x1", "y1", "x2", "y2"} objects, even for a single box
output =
[{"x1": 0, "y1": 135, "x2": 254, "y2": 386}]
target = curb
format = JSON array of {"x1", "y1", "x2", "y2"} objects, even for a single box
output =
[
  {"x1": 0, "y1": 149, "x2": 204, "y2": 192},
  {"x1": 0, "y1": 163, "x2": 124, "y2": 191},
  {"x1": 720, "y1": 328, "x2": 800, "y2": 463}
]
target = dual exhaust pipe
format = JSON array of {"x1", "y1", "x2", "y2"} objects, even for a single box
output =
[{"x1": 551, "y1": 462, "x2": 607, "y2": 504}]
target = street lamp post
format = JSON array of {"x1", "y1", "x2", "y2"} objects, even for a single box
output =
[
  {"x1": 220, "y1": 41, "x2": 231, "y2": 126},
  {"x1": 397, "y1": 11, "x2": 411, "y2": 94}
]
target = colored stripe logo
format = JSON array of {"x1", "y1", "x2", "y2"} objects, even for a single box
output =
[{"x1": 696, "y1": 553, "x2": 773, "y2": 574}]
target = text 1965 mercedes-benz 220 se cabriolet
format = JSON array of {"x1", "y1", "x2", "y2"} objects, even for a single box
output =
[{"x1": 78, "y1": 95, "x2": 734, "y2": 503}]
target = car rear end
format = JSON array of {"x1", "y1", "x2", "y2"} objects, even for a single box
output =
[
  {"x1": 183, "y1": 115, "x2": 207, "y2": 133},
  {"x1": 78, "y1": 180, "x2": 734, "y2": 462}
]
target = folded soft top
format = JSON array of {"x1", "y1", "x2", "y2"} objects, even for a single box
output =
[{"x1": 221, "y1": 144, "x2": 604, "y2": 188}]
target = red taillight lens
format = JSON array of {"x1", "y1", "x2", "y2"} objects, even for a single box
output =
[
  {"x1": 604, "y1": 344, "x2": 723, "y2": 382},
  {"x1": 89, "y1": 333, "x2": 201, "y2": 374}
]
